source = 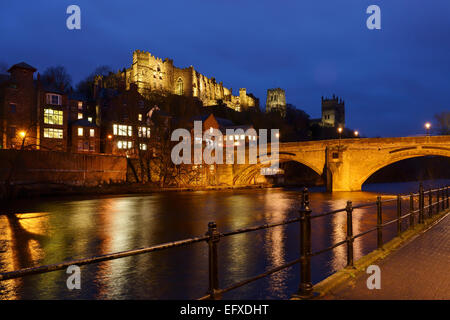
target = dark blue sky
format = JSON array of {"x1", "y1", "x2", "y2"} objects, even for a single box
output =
[{"x1": 1, "y1": 1, "x2": 449, "y2": 137}]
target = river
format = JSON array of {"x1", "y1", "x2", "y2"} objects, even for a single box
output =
[{"x1": 0, "y1": 179, "x2": 449, "y2": 299}]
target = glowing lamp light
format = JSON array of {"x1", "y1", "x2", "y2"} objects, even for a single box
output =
[
  {"x1": 107, "y1": 134, "x2": 113, "y2": 139},
  {"x1": 275, "y1": 132, "x2": 280, "y2": 138},
  {"x1": 19, "y1": 131, "x2": 26, "y2": 138},
  {"x1": 425, "y1": 122, "x2": 431, "y2": 130},
  {"x1": 337, "y1": 127, "x2": 343, "y2": 134},
  {"x1": 354, "y1": 130, "x2": 359, "y2": 137}
]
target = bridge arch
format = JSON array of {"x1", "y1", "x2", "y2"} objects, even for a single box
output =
[
  {"x1": 233, "y1": 155, "x2": 323, "y2": 185},
  {"x1": 356, "y1": 148, "x2": 450, "y2": 190}
]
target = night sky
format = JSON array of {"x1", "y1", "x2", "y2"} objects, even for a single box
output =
[{"x1": 1, "y1": 1, "x2": 449, "y2": 137}]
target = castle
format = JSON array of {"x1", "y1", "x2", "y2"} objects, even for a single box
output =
[
  {"x1": 320, "y1": 95, "x2": 345, "y2": 128},
  {"x1": 95, "y1": 50, "x2": 259, "y2": 112},
  {"x1": 265, "y1": 88, "x2": 287, "y2": 117}
]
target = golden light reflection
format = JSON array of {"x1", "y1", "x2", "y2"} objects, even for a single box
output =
[
  {"x1": 0, "y1": 212, "x2": 49, "y2": 299},
  {"x1": 263, "y1": 191, "x2": 289, "y2": 296}
]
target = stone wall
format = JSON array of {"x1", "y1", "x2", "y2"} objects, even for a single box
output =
[{"x1": 0, "y1": 149, "x2": 127, "y2": 186}]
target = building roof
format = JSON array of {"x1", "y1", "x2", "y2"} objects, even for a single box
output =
[{"x1": 8, "y1": 62, "x2": 37, "y2": 73}]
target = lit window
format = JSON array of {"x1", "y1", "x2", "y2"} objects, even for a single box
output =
[
  {"x1": 43, "y1": 128, "x2": 63, "y2": 139},
  {"x1": 138, "y1": 127, "x2": 151, "y2": 138},
  {"x1": 78, "y1": 128, "x2": 83, "y2": 136},
  {"x1": 240, "y1": 135, "x2": 245, "y2": 140},
  {"x1": 77, "y1": 113, "x2": 83, "y2": 119},
  {"x1": 117, "y1": 141, "x2": 122, "y2": 149},
  {"x1": 88, "y1": 117, "x2": 92, "y2": 123},
  {"x1": 229, "y1": 136, "x2": 233, "y2": 141},
  {"x1": 138, "y1": 114, "x2": 142, "y2": 121},
  {"x1": 114, "y1": 124, "x2": 133, "y2": 136},
  {"x1": 175, "y1": 78, "x2": 183, "y2": 95},
  {"x1": 128, "y1": 141, "x2": 132, "y2": 149},
  {"x1": 234, "y1": 135, "x2": 239, "y2": 140},
  {"x1": 77, "y1": 101, "x2": 83, "y2": 110},
  {"x1": 44, "y1": 109, "x2": 63, "y2": 125},
  {"x1": 140, "y1": 143, "x2": 147, "y2": 150},
  {"x1": 89, "y1": 129, "x2": 95, "y2": 137}
]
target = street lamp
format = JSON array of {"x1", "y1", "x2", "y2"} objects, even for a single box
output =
[
  {"x1": 19, "y1": 131, "x2": 26, "y2": 138},
  {"x1": 337, "y1": 127, "x2": 343, "y2": 147},
  {"x1": 354, "y1": 130, "x2": 359, "y2": 137},
  {"x1": 425, "y1": 122, "x2": 431, "y2": 136}
]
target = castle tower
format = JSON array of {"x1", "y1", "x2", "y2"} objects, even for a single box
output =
[
  {"x1": 266, "y1": 88, "x2": 286, "y2": 117},
  {"x1": 321, "y1": 94, "x2": 345, "y2": 128}
]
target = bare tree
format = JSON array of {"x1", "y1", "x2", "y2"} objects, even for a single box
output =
[
  {"x1": 41, "y1": 65, "x2": 73, "y2": 93},
  {"x1": 434, "y1": 111, "x2": 450, "y2": 135}
]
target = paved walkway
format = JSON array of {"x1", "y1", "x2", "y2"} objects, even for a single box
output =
[{"x1": 323, "y1": 213, "x2": 450, "y2": 300}]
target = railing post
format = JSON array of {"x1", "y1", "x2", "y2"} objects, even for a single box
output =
[
  {"x1": 428, "y1": 188, "x2": 432, "y2": 218},
  {"x1": 396, "y1": 195, "x2": 402, "y2": 236},
  {"x1": 346, "y1": 201, "x2": 354, "y2": 267},
  {"x1": 445, "y1": 186, "x2": 450, "y2": 209},
  {"x1": 376, "y1": 196, "x2": 383, "y2": 249},
  {"x1": 298, "y1": 188, "x2": 313, "y2": 298},
  {"x1": 206, "y1": 221, "x2": 220, "y2": 299},
  {"x1": 442, "y1": 187, "x2": 445, "y2": 212},
  {"x1": 419, "y1": 183, "x2": 424, "y2": 224},
  {"x1": 409, "y1": 193, "x2": 415, "y2": 228}
]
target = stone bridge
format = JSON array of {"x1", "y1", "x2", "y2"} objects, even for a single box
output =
[{"x1": 229, "y1": 135, "x2": 450, "y2": 192}]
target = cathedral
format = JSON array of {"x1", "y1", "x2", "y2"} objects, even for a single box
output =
[{"x1": 95, "y1": 50, "x2": 259, "y2": 111}]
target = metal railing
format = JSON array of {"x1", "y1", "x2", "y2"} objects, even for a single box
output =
[{"x1": 0, "y1": 184, "x2": 449, "y2": 299}]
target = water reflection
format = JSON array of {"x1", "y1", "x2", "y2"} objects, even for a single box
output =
[{"x1": 0, "y1": 179, "x2": 448, "y2": 299}]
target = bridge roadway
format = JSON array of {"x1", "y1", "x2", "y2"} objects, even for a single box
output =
[{"x1": 230, "y1": 135, "x2": 450, "y2": 192}]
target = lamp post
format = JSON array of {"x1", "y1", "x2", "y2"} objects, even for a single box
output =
[
  {"x1": 354, "y1": 130, "x2": 359, "y2": 138},
  {"x1": 425, "y1": 122, "x2": 431, "y2": 136},
  {"x1": 337, "y1": 127, "x2": 343, "y2": 147}
]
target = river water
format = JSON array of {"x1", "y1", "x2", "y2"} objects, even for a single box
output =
[{"x1": 0, "y1": 179, "x2": 449, "y2": 300}]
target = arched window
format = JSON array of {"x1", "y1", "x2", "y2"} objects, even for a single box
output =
[{"x1": 176, "y1": 78, "x2": 183, "y2": 95}]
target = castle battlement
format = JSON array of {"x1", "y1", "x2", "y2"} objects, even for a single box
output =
[{"x1": 99, "y1": 50, "x2": 259, "y2": 112}]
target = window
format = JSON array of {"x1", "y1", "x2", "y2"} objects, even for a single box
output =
[
  {"x1": 140, "y1": 143, "x2": 147, "y2": 150},
  {"x1": 175, "y1": 78, "x2": 183, "y2": 95},
  {"x1": 88, "y1": 117, "x2": 92, "y2": 123},
  {"x1": 138, "y1": 114, "x2": 142, "y2": 121},
  {"x1": 77, "y1": 113, "x2": 83, "y2": 119},
  {"x1": 8, "y1": 127, "x2": 16, "y2": 137},
  {"x1": 9, "y1": 103, "x2": 16, "y2": 113},
  {"x1": 113, "y1": 124, "x2": 133, "y2": 136},
  {"x1": 138, "y1": 127, "x2": 151, "y2": 138},
  {"x1": 46, "y1": 94, "x2": 61, "y2": 105},
  {"x1": 78, "y1": 128, "x2": 83, "y2": 136},
  {"x1": 77, "y1": 101, "x2": 83, "y2": 110},
  {"x1": 89, "y1": 141, "x2": 95, "y2": 152},
  {"x1": 44, "y1": 109, "x2": 63, "y2": 125},
  {"x1": 117, "y1": 140, "x2": 133, "y2": 149},
  {"x1": 89, "y1": 129, "x2": 95, "y2": 137},
  {"x1": 44, "y1": 128, "x2": 63, "y2": 139}
]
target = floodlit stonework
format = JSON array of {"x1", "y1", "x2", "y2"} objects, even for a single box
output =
[
  {"x1": 265, "y1": 88, "x2": 286, "y2": 117},
  {"x1": 95, "y1": 50, "x2": 259, "y2": 111}
]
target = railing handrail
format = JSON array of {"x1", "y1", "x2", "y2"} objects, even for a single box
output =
[{"x1": 0, "y1": 184, "x2": 449, "y2": 300}]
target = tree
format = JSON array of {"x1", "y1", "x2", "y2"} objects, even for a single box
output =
[
  {"x1": 434, "y1": 111, "x2": 450, "y2": 135},
  {"x1": 75, "y1": 65, "x2": 113, "y2": 100},
  {"x1": 41, "y1": 65, "x2": 73, "y2": 93}
]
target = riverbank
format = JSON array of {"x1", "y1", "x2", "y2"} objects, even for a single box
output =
[{"x1": 0, "y1": 182, "x2": 281, "y2": 200}]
